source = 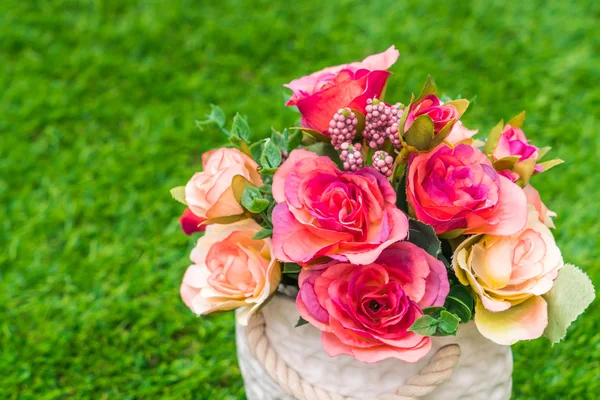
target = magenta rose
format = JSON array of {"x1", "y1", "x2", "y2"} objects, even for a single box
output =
[
  {"x1": 407, "y1": 144, "x2": 528, "y2": 236},
  {"x1": 492, "y1": 124, "x2": 543, "y2": 181},
  {"x1": 296, "y1": 242, "x2": 449, "y2": 363},
  {"x1": 404, "y1": 94, "x2": 460, "y2": 134},
  {"x1": 272, "y1": 149, "x2": 409, "y2": 265},
  {"x1": 493, "y1": 124, "x2": 539, "y2": 162},
  {"x1": 284, "y1": 46, "x2": 399, "y2": 133}
]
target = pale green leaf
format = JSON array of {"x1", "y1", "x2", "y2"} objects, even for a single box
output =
[
  {"x1": 483, "y1": 119, "x2": 505, "y2": 154},
  {"x1": 409, "y1": 315, "x2": 438, "y2": 336},
  {"x1": 537, "y1": 159, "x2": 564, "y2": 173},
  {"x1": 403, "y1": 115, "x2": 434, "y2": 151},
  {"x1": 506, "y1": 111, "x2": 526, "y2": 128},
  {"x1": 415, "y1": 75, "x2": 438, "y2": 102},
  {"x1": 543, "y1": 264, "x2": 595, "y2": 344},
  {"x1": 170, "y1": 186, "x2": 187, "y2": 205}
]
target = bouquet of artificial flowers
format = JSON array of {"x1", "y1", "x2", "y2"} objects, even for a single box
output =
[{"x1": 172, "y1": 46, "x2": 594, "y2": 364}]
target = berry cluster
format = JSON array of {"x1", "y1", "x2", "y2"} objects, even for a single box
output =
[
  {"x1": 364, "y1": 98, "x2": 402, "y2": 149},
  {"x1": 328, "y1": 108, "x2": 358, "y2": 150},
  {"x1": 372, "y1": 150, "x2": 394, "y2": 177},
  {"x1": 339, "y1": 142, "x2": 364, "y2": 171}
]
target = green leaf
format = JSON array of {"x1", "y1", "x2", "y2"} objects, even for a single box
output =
[
  {"x1": 260, "y1": 140, "x2": 282, "y2": 169},
  {"x1": 249, "y1": 139, "x2": 266, "y2": 163},
  {"x1": 196, "y1": 104, "x2": 226, "y2": 130},
  {"x1": 259, "y1": 167, "x2": 277, "y2": 176},
  {"x1": 506, "y1": 111, "x2": 526, "y2": 128},
  {"x1": 395, "y1": 174, "x2": 408, "y2": 214},
  {"x1": 231, "y1": 175, "x2": 252, "y2": 205},
  {"x1": 543, "y1": 264, "x2": 595, "y2": 344},
  {"x1": 438, "y1": 228, "x2": 467, "y2": 239},
  {"x1": 422, "y1": 306, "x2": 445, "y2": 318},
  {"x1": 351, "y1": 109, "x2": 366, "y2": 138},
  {"x1": 290, "y1": 126, "x2": 330, "y2": 143},
  {"x1": 258, "y1": 184, "x2": 272, "y2": 195},
  {"x1": 483, "y1": 119, "x2": 505, "y2": 154},
  {"x1": 169, "y1": 186, "x2": 187, "y2": 205},
  {"x1": 445, "y1": 297, "x2": 472, "y2": 322},
  {"x1": 252, "y1": 228, "x2": 273, "y2": 240},
  {"x1": 283, "y1": 263, "x2": 302, "y2": 274},
  {"x1": 430, "y1": 119, "x2": 455, "y2": 147},
  {"x1": 295, "y1": 317, "x2": 309, "y2": 328},
  {"x1": 286, "y1": 129, "x2": 303, "y2": 152},
  {"x1": 437, "y1": 310, "x2": 460, "y2": 335},
  {"x1": 403, "y1": 115, "x2": 435, "y2": 151},
  {"x1": 228, "y1": 134, "x2": 243, "y2": 147},
  {"x1": 493, "y1": 155, "x2": 522, "y2": 171},
  {"x1": 415, "y1": 75, "x2": 438, "y2": 103},
  {"x1": 408, "y1": 315, "x2": 438, "y2": 336},
  {"x1": 241, "y1": 185, "x2": 269, "y2": 213},
  {"x1": 303, "y1": 142, "x2": 342, "y2": 168},
  {"x1": 445, "y1": 285, "x2": 475, "y2": 322},
  {"x1": 513, "y1": 157, "x2": 537, "y2": 187},
  {"x1": 270, "y1": 128, "x2": 287, "y2": 151},
  {"x1": 408, "y1": 218, "x2": 441, "y2": 257},
  {"x1": 448, "y1": 285, "x2": 475, "y2": 309},
  {"x1": 231, "y1": 113, "x2": 251, "y2": 141}
]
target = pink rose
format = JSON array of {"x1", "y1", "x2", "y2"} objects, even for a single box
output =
[
  {"x1": 407, "y1": 144, "x2": 528, "y2": 236},
  {"x1": 272, "y1": 149, "x2": 409, "y2": 265},
  {"x1": 523, "y1": 184, "x2": 557, "y2": 228},
  {"x1": 179, "y1": 207, "x2": 206, "y2": 235},
  {"x1": 446, "y1": 121, "x2": 478, "y2": 144},
  {"x1": 180, "y1": 219, "x2": 281, "y2": 326},
  {"x1": 296, "y1": 242, "x2": 449, "y2": 363},
  {"x1": 284, "y1": 46, "x2": 399, "y2": 133},
  {"x1": 453, "y1": 207, "x2": 563, "y2": 345},
  {"x1": 493, "y1": 124, "x2": 539, "y2": 163},
  {"x1": 185, "y1": 148, "x2": 263, "y2": 220},
  {"x1": 404, "y1": 94, "x2": 460, "y2": 135}
]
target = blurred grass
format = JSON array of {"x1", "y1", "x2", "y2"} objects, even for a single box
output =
[{"x1": 1, "y1": 0, "x2": 599, "y2": 398}]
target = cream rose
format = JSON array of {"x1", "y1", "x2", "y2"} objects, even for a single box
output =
[
  {"x1": 185, "y1": 148, "x2": 263, "y2": 220},
  {"x1": 180, "y1": 219, "x2": 281, "y2": 325},
  {"x1": 453, "y1": 207, "x2": 564, "y2": 345}
]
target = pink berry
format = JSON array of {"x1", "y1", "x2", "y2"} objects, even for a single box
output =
[
  {"x1": 339, "y1": 142, "x2": 364, "y2": 171},
  {"x1": 328, "y1": 108, "x2": 358, "y2": 150},
  {"x1": 365, "y1": 98, "x2": 404, "y2": 150},
  {"x1": 372, "y1": 150, "x2": 394, "y2": 177}
]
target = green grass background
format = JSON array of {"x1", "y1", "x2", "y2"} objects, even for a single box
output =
[{"x1": 1, "y1": 0, "x2": 599, "y2": 398}]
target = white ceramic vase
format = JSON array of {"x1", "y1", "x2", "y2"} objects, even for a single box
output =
[{"x1": 237, "y1": 295, "x2": 513, "y2": 400}]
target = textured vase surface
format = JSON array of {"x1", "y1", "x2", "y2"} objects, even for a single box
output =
[{"x1": 237, "y1": 295, "x2": 513, "y2": 400}]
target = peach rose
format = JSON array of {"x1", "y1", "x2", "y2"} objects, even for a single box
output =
[
  {"x1": 185, "y1": 148, "x2": 263, "y2": 220},
  {"x1": 180, "y1": 219, "x2": 281, "y2": 325},
  {"x1": 523, "y1": 184, "x2": 556, "y2": 228},
  {"x1": 453, "y1": 207, "x2": 564, "y2": 345},
  {"x1": 407, "y1": 144, "x2": 528, "y2": 237},
  {"x1": 296, "y1": 242, "x2": 448, "y2": 363},
  {"x1": 446, "y1": 121, "x2": 478, "y2": 144},
  {"x1": 272, "y1": 149, "x2": 409, "y2": 265}
]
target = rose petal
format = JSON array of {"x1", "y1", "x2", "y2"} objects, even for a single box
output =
[{"x1": 474, "y1": 296, "x2": 548, "y2": 345}]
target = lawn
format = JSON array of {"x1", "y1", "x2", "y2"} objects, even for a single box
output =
[{"x1": 1, "y1": 0, "x2": 599, "y2": 398}]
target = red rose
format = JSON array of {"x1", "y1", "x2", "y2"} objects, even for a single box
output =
[{"x1": 284, "y1": 46, "x2": 399, "y2": 133}]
